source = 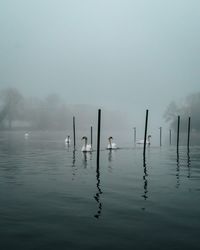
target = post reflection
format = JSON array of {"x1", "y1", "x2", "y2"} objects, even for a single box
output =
[
  {"x1": 94, "y1": 167, "x2": 103, "y2": 219},
  {"x1": 142, "y1": 155, "x2": 148, "y2": 200},
  {"x1": 176, "y1": 152, "x2": 180, "y2": 188},
  {"x1": 187, "y1": 150, "x2": 191, "y2": 178},
  {"x1": 71, "y1": 149, "x2": 76, "y2": 180}
]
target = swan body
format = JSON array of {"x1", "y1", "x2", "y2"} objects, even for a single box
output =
[
  {"x1": 107, "y1": 137, "x2": 117, "y2": 150},
  {"x1": 81, "y1": 144, "x2": 92, "y2": 152},
  {"x1": 24, "y1": 132, "x2": 29, "y2": 139},
  {"x1": 65, "y1": 135, "x2": 71, "y2": 144},
  {"x1": 136, "y1": 135, "x2": 151, "y2": 145},
  {"x1": 81, "y1": 136, "x2": 92, "y2": 152}
]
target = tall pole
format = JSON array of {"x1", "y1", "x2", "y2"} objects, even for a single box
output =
[
  {"x1": 143, "y1": 110, "x2": 149, "y2": 157},
  {"x1": 187, "y1": 117, "x2": 191, "y2": 151},
  {"x1": 134, "y1": 127, "x2": 136, "y2": 144},
  {"x1": 177, "y1": 116, "x2": 180, "y2": 155},
  {"x1": 159, "y1": 127, "x2": 162, "y2": 147},
  {"x1": 169, "y1": 129, "x2": 172, "y2": 145},
  {"x1": 91, "y1": 126, "x2": 93, "y2": 147},
  {"x1": 73, "y1": 116, "x2": 76, "y2": 149},
  {"x1": 97, "y1": 109, "x2": 101, "y2": 168}
]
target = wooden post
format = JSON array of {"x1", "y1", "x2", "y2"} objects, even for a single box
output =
[
  {"x1": 187, "y1": 117, "x2": 191, "y2": 151},
  {"x1": 159, "y1": 127, "x2": 162, "y2": 147},
  {"x1": 97, "y1": 109, "x2": 101, "y2": 168},
  {"x1": 169, "y1": 129, "x2": 172, "y2": 145},
  {"x1": 91, "y1": 126, "x2": 93, "y2": 147},
  {"x1": 73, "y1": 116, "x2": 76, "y2": 148},
  {"x1": 134, "y1": 127, "x2": 136, "y2": 144},
  {"x1": 143, "y1": 110, "x2": 149, "y2": 157},
  {"x1": 177, "y1": 116, "x2": 180, "y2": 154}
]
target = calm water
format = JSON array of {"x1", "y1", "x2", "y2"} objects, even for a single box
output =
[{"x1": 0, "y1": 131, "x2": 200, "y2": 250}]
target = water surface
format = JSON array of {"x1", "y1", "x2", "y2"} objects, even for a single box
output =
[{"x1": 0, "y1": 131, "x2": 200, "y2": 250}]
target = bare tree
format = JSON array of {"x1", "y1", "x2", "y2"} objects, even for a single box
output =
[{"x1": 0, "y1": 88, "x2": 23, "y2": 129}]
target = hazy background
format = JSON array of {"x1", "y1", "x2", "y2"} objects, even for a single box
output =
[{"x1": 0, "y1": 0, "x2": 200, "y2": 142}]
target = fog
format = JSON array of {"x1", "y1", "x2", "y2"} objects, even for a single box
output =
[
  {"x1": 0, "y1": 0, "x2": 200, "y2": 141},
  {"x1": 164, "y1": 92, "x2": 200, "y2": 132}
]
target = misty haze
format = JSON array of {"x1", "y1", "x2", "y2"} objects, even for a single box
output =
[{"x1": 0, "y1": 1, "x2": 200, "y2": 250}]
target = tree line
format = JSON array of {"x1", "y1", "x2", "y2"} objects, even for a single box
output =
[
  {"x1": 0, "y1": 87, "x2": 128, "y2": 131},
  {"x1": 0, "y1": 88, "x2": 72, "y2": 130},
  {"x1": 164, "y1": 92, "x2": 200, "y2": 133}
]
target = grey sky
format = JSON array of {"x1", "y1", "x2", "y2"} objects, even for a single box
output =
[{"x1": 0, "y1": 0, "x2": 200, "y2": 129}]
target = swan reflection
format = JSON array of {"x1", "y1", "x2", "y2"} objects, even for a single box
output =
[
  {"x1": 108, "y1": 150, "x2": 112, "y2": 162},
  {"x1": 65, "y1": 143, "x2": 70, "y2": 152},
  {"x1": 108, "y1": 150, "x2": 116, "y2": 172},
  {"x1": 82, "y1": 152, "x2": 92, "y2": 168}
]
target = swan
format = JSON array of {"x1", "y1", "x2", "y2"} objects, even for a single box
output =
[
  {"x1": 107, "y1": 136, "x2": 117, "y2": 150},
  {"x1": 24, "y1": 132, "x2": 29, "y2": 139},
  {"x1": 81, "y1": 136, "x2": 92, "y2": 152},
  {"x1": 65, "y1": 135, "x2": 71, "y2": 144},
  {"x1": 136, "y1": 135, "x2": 151, "y2": 145}
]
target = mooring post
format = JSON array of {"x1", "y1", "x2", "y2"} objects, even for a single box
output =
[
  {"x1": 159, "y1": 127, "x2": 162, "y2": 147},
  {"x1": 187, "y1": 117, "x2": 191, "y2": 151},
  {"x1": 177, "y1": 116, "x2": 180, "y2": 154},
  {"x1": 143, "y1": 109, "x2": 149, "y2": 157},
  {"x1": 97, "y1": 109, "x2": 101, "y2": 168},
  {"x1": 169, "y1": 129, "x2": 172, "y2": 145},
  {"x1": 134, "y1": 127, "x2": 136, "y2": 144},
  {"x1": 73, "y1": 116, "x2": 76, "y2": 149},
  {"x1": 91, "y1": 126, "x2": 93, "y2": 147}
]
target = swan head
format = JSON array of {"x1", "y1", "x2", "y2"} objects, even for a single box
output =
[
  {"x1": 108, "y1": 136, "x2": 113, "y2": 141},
  {"x1": 82, "y1": 136, "x2": 87, "y2": 140}
]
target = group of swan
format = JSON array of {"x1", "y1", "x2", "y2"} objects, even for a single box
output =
[
  {"x1": 65, "y1": 134, "x2": 151, "y2": 152},
  {"x1": 82, "y1": 136, "x2": 118, "y2": 152},
  {"x1": 80, "y1": 134, "x2": 151, "y2": 152},
  {"x1": 65, "y1": 135, "x2": 118, "y2": 152},
  {"x1": 25, "y1": 133, "x2": 151, "y2": 150}
]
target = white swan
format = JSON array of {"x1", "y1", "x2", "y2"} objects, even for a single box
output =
[
  {"x1": 24, "y1": 132, "x2": 29, "y2": 139},
  {"x1": 107, "y1": 136, "x2": 117, "y2": 150},
  {"x1": 65, "y1": 135, "x2": 71, "y2": 144},
  {"x1": 136, "y1": 135, "x2": 151, "y2": 145},
  {"x1": 81, "y1": 136, "x2": 92, "y2": 152}
]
